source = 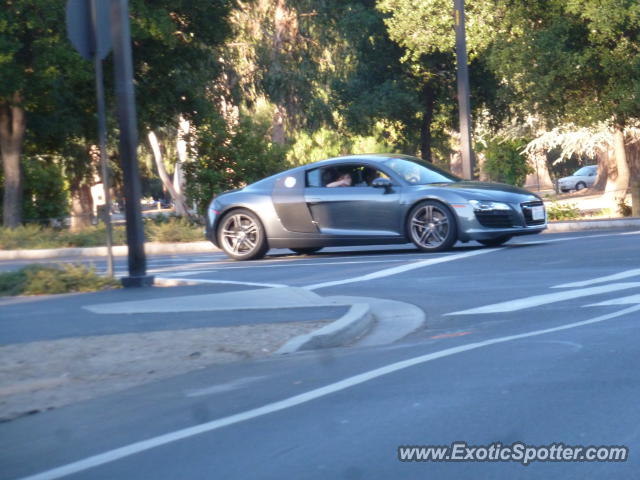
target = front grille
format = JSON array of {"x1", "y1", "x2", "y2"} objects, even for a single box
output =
[
  {"x1": 521, "y1": 201, "x2": 546, "y2": 226},
  {"x1": 475, "y1": 211, "x2": 515, "y2": 228}
]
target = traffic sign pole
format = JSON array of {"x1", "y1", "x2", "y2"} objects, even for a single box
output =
[{"x1": 90, "y1": 0, "x2": 114, "y2": 277}]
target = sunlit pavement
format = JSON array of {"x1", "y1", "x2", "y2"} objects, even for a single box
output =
[{"x1": 1, "y1": 229, "x2": 640, "y2": 480}]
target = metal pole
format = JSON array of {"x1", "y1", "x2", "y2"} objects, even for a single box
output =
[
  {"x1": 90, "y1": 0, "x2": 114, "y2": 277},
  {"x1": 454, "y1": 0, "x2": 475, "y2": 180},
  {"x1": 110, "y1": 0, "x2": 153, "y2": 287}
]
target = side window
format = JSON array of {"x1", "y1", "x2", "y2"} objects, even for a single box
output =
[
  {"x1": 307, "y1": 164, "x2": 389, "y2": 188},
  {"x1": 306, "y1": 168, "x2": 323, "y2": 187}
]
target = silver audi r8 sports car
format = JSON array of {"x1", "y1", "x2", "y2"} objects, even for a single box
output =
[{"x1": 206, "y1": 154, "x2": 547, "y2": 260}]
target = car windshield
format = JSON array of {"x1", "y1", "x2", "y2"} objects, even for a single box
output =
[
  {"x1": 382, "y1": 157, "x2": 460, "y2": 184},
  {"x1": 574, "y1": 166, "x2": 594, "y2": 176}
]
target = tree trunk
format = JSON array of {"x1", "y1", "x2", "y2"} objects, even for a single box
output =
[
  {"x1": 174, "y1": 116, "x2": 190, "y2": 212},
  {"x1": 603, "y1": 126, "x2": 631, "y2": 210},
  {"x1": 0, "y1": 94, "x2": 26, "y2": 228},
  {"x1": 591, "y1": 149, "x2": 610, "y2": 191},
  {"x1": 148, "y1": 130, "x2": 188, "y2": 216},
  {"x1": 524, "y1": 154, "x2": 554, "y2": 191},
  {"x1": 69, "y1": 182, "x2": 94, "y2": 231},
  {"x1": 420, "y1": 84, "x2": 435, "y2": 162}
]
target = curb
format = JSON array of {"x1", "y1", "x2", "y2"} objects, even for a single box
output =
[
  {"x1": 276, "y1": 303, "x2": 374, "y2": 354},
  {"x1": 0, "y1": 241, "x2": 219, "y2": 261},
  {"x1": 545, "y1": 217, "x2": 640, "y2": 233},
  {"x1": 1, "y1": 218, "x2": 638, "y2": 261}
]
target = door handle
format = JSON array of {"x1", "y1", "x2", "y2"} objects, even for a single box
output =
[{"x1": 307, "y1": 197, "x2": 323, "y2": 203}]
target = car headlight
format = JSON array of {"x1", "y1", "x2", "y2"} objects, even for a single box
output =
[{"x1": 469, "y1": 200, "x2": 511, "y2": 211}]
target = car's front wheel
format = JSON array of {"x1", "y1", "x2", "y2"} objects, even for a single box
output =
[
  {"x1": 477, "y1": 235, "x2": 512, "y2": 247},
  {"x1": 218, "y1": 209, "x2": 268, "y2": 260},
  {"x1": 407, "y1": 200, "x2": 457, "y2": 252},
  {"x1": 575, "y1": 181, "x2": 586, "y2": 191}
]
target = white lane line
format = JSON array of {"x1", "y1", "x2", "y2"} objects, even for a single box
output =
[
  {"x1": 446, "y1": 282, "x2": 640, "y2": 315},
  {"x1": 303, "y1": 248, "x2": 499, "y2": 291},
  {"x1": 552, "y1": 269, "x2": 640, "y2": 288},
  {"x1": 154, "y1": 278, "x2": 287, "y2": 288},
  {"x1": 19, "y1": 303, "x2": 640, "y2": 480},
  {"x1": 159, "y1": 259, "x2": 411, "y2": 276},
  {"x1": 184, "y1": 376, "x2": 268, "y2": 398},
  {"x1": 585, "y1": 294, "x2": 640, "y2": 307}
]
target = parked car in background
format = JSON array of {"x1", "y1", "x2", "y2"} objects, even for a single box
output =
[
  {"x1": 206, "y1": 154, "x2": 547, "y2": 260},
  {"x1": 557, "y1": 165, "x2": 598, "y2": 192}
]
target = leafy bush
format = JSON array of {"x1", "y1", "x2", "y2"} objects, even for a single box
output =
[
  {"x1": 617, "y1": 198, "x2": 632, "y2": 217},
  {"x1": 184, "y1": 114, "x2": 289, "y2": 214},
  {"x1": 478, "y1": 139, "x2": 533, "y2": 187},
  {"x1": 145, "y1": 217, "x2": 203, "y2": 243},
  {"x1": 0, "y1": 224, "x2": 128, "y2": 250},
  {"x1": 0, "y1": 225, "x2": 59, "y2": 250},
  {"x1": 55, "y1": 224, "x2": 128, "y2": 247},
  {"x1": 0, "y1": 264, "x2": 120, "y2": 296},
  {"x1": 22, "y1": 156, "x2": 69, "y2": 223},
  {"x1": 0, "y1": 218, "x2": 204, "y2": 250},
  {"x1": 546, "y1": 202, "x2": 581, "y2": 221}
]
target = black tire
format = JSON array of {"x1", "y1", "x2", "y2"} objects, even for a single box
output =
[
  {"x1": 477, "y1": 235, "x2": 512, "y2": 247},
  {"x1": 575, "y1": 181, "x2": 586, "y2": 191},
  {"x1": 406, "y1": 200, "x2": 457, "y2": 252},
  {"x1": 290, "y1": 247, "x2": 322, "y2": 255},
  {"x1": 217, "y1": 209, "x2": 268, "y2": 260}
]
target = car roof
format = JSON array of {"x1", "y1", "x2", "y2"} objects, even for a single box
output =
[{"x1": 294, "y1": 153, "x2": 419, "y2": 170}]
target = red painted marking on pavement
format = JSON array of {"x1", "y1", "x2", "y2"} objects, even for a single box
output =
[{"x1": 429, "y1": 331, "x2": 472, "y2": 339}]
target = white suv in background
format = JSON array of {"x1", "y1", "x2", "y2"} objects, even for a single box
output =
[{"x1": 558, "y1": 165, "x2": 598, "y2": 192}]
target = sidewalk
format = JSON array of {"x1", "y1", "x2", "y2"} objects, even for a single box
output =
[{"x1": 0, "y1": 284, "x2": 424, "y2": 421}]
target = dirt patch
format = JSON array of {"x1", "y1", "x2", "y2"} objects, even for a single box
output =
[{"x1": 0, "y1": 321, "x2": 328, "y2": 421}]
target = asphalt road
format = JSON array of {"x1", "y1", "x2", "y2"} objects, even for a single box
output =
[{"x1": 2, "y1": 229, "x2": 640, "y2": 479}]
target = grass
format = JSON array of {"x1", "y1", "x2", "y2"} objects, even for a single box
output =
[
  {"x1": 0, "y1": 264, "x2": 121, "y2": 296},
  {"x1": 0, "y1": 217, "x2": 203, "y2": 250}
]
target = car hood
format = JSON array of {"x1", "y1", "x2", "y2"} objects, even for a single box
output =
[{"x1": 423, "y1": 181, "x2": 540, "y2": 202}]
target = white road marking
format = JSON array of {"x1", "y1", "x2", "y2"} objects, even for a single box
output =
[
  {"x1": 153, "y1": 278, "x2": 287, "y2": 288},
  {"x1": 19, "y1": 303, "x2": 640, "y2": 480},
  {"x1": 184, "y1": 376, "x2": 267, "y2": 397},
  {"x1": 446, "y1": 282, "x2": 640, "y2": 315},
  {"x1": 161, "y1": 259, "x2": 412, "y2": 276},
  {"x1": 552, "y1": 269, "x2": 640, "y2": 288},
  {"x1": 303, "y1": 248, "x2": 500, "y2": 290},
  {"x1": 585, "y1": 294, "x2": 640, "y2": 306}
]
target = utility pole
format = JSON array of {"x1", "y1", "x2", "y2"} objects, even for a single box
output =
[
  {"x1": 110, "y1": 0, "x2": 153, "y2": 287},
  {"x1": 454, "y1": 0, "x2": 475, "y2": 180}
]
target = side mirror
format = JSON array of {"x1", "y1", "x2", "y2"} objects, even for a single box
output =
[{"x1": 372, "y1": 177, "x2": 393, "y2": 193}]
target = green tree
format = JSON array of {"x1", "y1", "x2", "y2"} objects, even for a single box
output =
[
  {"x1": 184, "y1": 114, "x2": 289, "y2": 213},
  {"x1": 485, "y1": 0, "x2": 640, "y2": 199},
  {"x1": 1, "y1": 1, "x2": 233, "y2": 229}
]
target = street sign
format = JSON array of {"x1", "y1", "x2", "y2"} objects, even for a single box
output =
[{"x1": 66, "y1": 0, "x2": 112, "y2": 60}]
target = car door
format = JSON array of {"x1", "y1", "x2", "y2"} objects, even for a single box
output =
[
  {"x1": 271, "y1": 169, "x2": 319, "y2": 233},
  {"x1": 303, "y1": 163, "x2": 404, "y2": 236}
]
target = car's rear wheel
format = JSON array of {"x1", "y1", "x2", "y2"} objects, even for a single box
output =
[
  {"x1": 477, "y1": 235, "x2": 512, "y2": 247},
  {"x1": 575, "y1": 181, "x2": 586, "y2": 191},
  {"x1": 218, "y1": 209, "x2": 268, "y2": 260},
  {"x1": 407, "y1": 200, "x2": 457, "y2": 252},
  {"x1": 290, "y1": 247, "x2": 322, "y2": 255}
]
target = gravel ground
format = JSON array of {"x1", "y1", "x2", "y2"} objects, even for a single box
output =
[{"x1": 0, "y1": 321, "x2": 329, "y2": 422}]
